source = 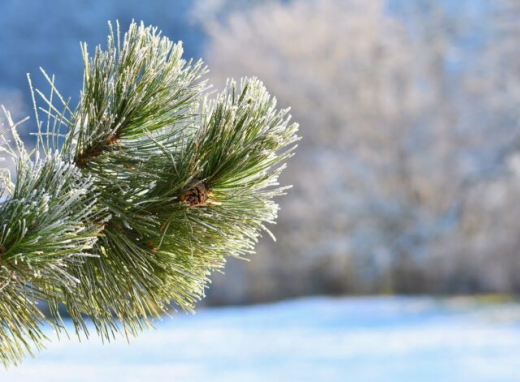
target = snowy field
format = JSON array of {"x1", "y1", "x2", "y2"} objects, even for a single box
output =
[{"x1": 3, "y1": 296, "x2": 520, "y2": 382}]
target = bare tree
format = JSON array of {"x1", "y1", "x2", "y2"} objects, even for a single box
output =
[{"x1": 199, "y1": 0, "x2": 520, "y2": 302}]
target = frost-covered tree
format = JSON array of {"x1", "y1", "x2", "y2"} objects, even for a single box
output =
[
  {"x1": 199, "y1": 0, "x2": 520, "y2": 298},
  {"x1": 0, "y1": 21, "x2": 298, "y2": 366}
]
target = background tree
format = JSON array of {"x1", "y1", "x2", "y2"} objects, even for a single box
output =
[{"x1": 199, "y1": 0, "x2": 520, "y2": 301}]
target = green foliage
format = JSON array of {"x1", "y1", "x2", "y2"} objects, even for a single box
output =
[{"x1": 0, "y1": 21, "x2": 298, "y2": 366}]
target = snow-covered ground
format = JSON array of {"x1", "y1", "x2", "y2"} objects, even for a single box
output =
[{"x1": 3, "y1": 296, "x2": 520, "y2": 382}]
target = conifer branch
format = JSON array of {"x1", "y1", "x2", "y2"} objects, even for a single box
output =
[{"x1": 0, "y1": 20, "x2": 298, "y2": 367}]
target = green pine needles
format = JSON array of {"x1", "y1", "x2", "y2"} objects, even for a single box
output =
[{"x1": 0, "y1": 21, "x2": 299, "y2": 366}]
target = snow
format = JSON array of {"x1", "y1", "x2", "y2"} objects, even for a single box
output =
[{"x1": 3, "y1": 296, "x2": 520, "y2": 381}]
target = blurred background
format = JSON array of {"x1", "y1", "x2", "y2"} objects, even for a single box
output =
[{"x1": 3, "y1": 0, "x2": 520, "y2": 381}]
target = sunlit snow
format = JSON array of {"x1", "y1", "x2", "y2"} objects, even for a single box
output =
[{"x1": 3, "y1": 296, "x2": 520, "y2": 382}]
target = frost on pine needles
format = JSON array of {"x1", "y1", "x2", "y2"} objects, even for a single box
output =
[{"x1": 0, "y1": 21, "x2": 299, "y2": 366}]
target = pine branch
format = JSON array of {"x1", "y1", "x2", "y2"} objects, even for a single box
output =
[
  {"x1": 0, "y1": 20, "x2": 299, "y2": 366},
  {"x1": 0, "y1": 115, "x2": 102, "y2": 365}
]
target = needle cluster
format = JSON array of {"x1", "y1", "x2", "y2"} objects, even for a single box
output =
[{"x1": 0, "y1": 21, "x2": 298, "y2": 366}]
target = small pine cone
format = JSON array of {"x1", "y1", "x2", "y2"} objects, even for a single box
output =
[{"x1": 179, "y1": 180, "x2": 210, "y2": 207}]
